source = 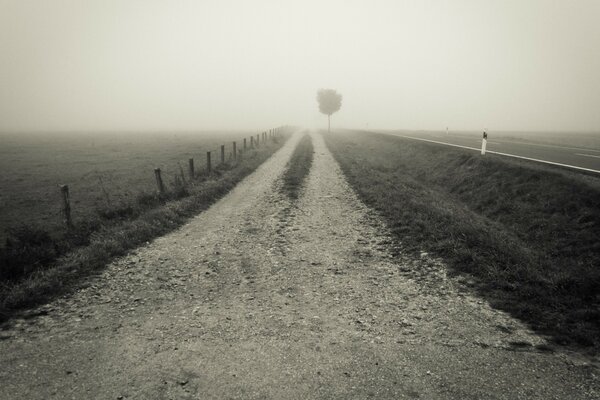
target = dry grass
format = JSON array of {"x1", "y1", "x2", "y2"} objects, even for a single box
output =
[{"x1": 325, "y1": 129, "x2": 600, "y2": 352}]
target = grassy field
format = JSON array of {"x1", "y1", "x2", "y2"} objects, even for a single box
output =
[
  {"x1": 325, "y1": 130, "x2": 600, "y2": 352},
  {"x1": 0, "y1": 129, "x2": 289, "y2": 319},
  {"x1": 0, "y1": 131, "x2": 255, "y2": 240}
]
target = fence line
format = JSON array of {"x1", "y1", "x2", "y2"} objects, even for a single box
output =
[{"x1": 56, "y1": 126, "x2": 289, "y2": 228}]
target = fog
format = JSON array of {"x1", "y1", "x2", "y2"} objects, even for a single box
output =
[{"x1": 1, "y1": 0, "x2": 599, "y2": 133}]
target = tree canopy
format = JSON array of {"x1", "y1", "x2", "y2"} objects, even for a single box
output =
[{"x1": 317, "y1": 89, "x2": 342, "y2": 116}]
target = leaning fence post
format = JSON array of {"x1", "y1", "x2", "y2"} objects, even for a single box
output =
[
  {"x1": 154, "y1": 168, "x2": 165, "y2": 194},
  {"x1": 233, "y1": 141, "x2": 237, "y2": 161},
  {"x1": 206, "y1": 151, "x2": 212, "y2": 173},
  {"x1": 243, "y1": 138, "x2": 247, "y2": 150},
  {"x1": 250, "y1": 136, "x2": 254, "y2": 148},
  {"x1": 188, "y1": 158, "x2": 194, "y2": 178},
  {"x1": 221, "y1": 145, "x2": 225, "y2": 164},
  {"x1": 256, "y1": 134, "x2": 260, "y2": 147},
  {"x1": 59, "y1": 184, "x2": 73, "y2": 228}
]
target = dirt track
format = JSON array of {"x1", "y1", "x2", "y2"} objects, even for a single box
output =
[{"x1": 0, "y1": 130, "x2": 597, "y2": 399}]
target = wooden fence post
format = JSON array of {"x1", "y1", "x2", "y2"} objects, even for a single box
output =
[
  {"x1": 178, "y1": 163, "x2": 186, "y2": 185},
  {"x1": 243, "y1": 138, "x2": 247, "y2": 150},
  {"x1": 233, "y1": 141, "x2": 237, "y2": 161},
  {"x1": 206, "y1": 151, "x2": 212, "y2": 173},
  {"x1": 59, "y1": 184, "x2": 73, "y2": 228},
  {"x1": 154, "y1": 168, "x2": 165, "y2": 194},
  {"x1": 221, "y1": 145, "x2": 225, "y2": 164},
  {"x1": 188, "y1": 158, "x2": 194, "y2": 178},
  {"x1": 256, "y1": 134, "x2": 260, "y2": 147},
  {"x1": 250, "y1": 136, "x2": 254, "y2": 148}
]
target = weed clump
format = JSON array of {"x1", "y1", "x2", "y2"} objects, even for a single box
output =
[{"x1": 1, "y1": 227, "x2": 57, "y2": 281}]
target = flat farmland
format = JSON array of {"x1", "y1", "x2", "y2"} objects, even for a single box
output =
[{"x1": 0, "y1": 131, "x2": 252, "y2": 239}]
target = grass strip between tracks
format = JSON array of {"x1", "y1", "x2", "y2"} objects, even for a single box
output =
[
  {"x1": 0, "y1": 132, "x2": 291, "y2": 321},
  {"x1": 281, "y1": 132, "x2": 314, "y2": 200},
  {"x1": 325, "y1": 129, "x2": 600, "y2": 352}
]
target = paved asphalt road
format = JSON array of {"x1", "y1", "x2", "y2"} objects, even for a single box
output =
[{"x1": 376, "y1": 131, "x2": 600, "y2": 174}]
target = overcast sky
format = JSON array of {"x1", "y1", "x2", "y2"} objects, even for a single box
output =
[{"x1": 1, "y1": 0, "x2": 599, "y2": 132}]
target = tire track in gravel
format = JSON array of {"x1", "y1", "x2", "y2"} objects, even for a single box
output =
[{"x1": 0, "y1": 130, "x2": 598, "y2": 399}]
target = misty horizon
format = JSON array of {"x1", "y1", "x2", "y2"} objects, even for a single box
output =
[{"x1": 1, "y1": 0, "x2": 599, "y2": 133}]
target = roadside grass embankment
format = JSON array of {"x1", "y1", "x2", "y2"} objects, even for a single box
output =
[
  {"x1": 281, "y1": 132, "x2": 314, "y2": 200},
  {"x1": 324, "y1": 130, "x2": 600, "y2": 352},
  {"x1": 0, "y1": 130, "x2": 291, "y2": 321}
]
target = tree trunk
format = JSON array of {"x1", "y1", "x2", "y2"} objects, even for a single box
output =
[{"x1": 328, "y1": 114, "x2": 331, "y2": 133}]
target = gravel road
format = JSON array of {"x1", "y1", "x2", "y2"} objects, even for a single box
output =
[{"x1": 0, "y1": 130, "x2": 597, "y2": 399}]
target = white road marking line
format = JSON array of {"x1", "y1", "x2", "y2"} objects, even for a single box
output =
[
  {"x1": 427, "y1": 133, "x2": 600, "y2": 153},
  {"x1": 382, "y1": 133, "x2": 600, "y2": 174},
  {"x1": 575, "y1": 153, "x2": 600, "y2": 159},
  {"x1": 492, "y1": 139, "x2": 600, "y2": 153}
]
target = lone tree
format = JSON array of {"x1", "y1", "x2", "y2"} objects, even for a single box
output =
[{"x1": 317, "y1": 89, "x2": 342, "y2": 133}]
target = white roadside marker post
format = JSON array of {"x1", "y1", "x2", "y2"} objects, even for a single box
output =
[{"x1": 481, "y1": 131, "x2": 488, "y2": 155}]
